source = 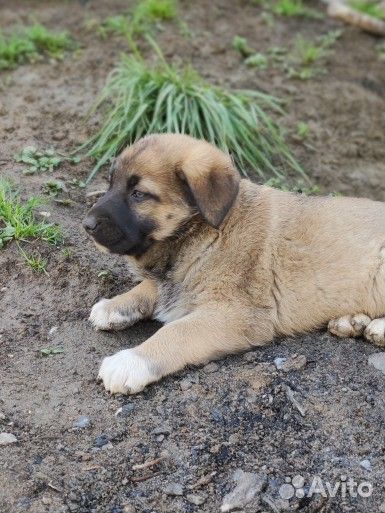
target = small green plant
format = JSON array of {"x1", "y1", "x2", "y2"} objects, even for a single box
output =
[
  {"x1": 245, "y1": 52, "x2": 268, "y2": 69},
  {"x1": 40, "y1": 346, "x2": 64, "y2": 356},
  {"x1": 97, "y1": 0, "x2": 177, "y2": 44},
  {"x1": 232, "y1": 36, "x2": 255, "y2": 57},
  {"x1": 98, "y1": 15, "x2": 131, "y2": 38},
  {"x1": 24, "y1": 25, "x2": 74, "y2": 57},
  {"x1": 348, "y1": 0, "x2": 385, "y2": 19},
  {"x1": 42, "y1": 180, "x2": 66, "y2": 197},
  {"x1": 19, "y1": 246, "x2": 48, "y2": 274},
  {"x1": 296, "y1": 121, "x2": 310, "y2": 139},
  {"x1": 0, "y1": 24, "x2": 74, "y2": 70},
  {"x1": 62, "y1": 247, "x2": 73, "y2": 259},
  {"x1": 80, "y1": 49, "x2": 305, "y2": 182},
  {"x1": 0, "y1": 179, "x2": 62, "y2": 248},
  {"x1": 97, "y1": 270, "x2": 113, "y2": 280},
  {"x1": 132, "y1": 0, "x2": 177, "y2": 29},
  {"x1": 68, "y1": 178, "x2": 86, "y2": 188},
  {"x1": 285, "y1": 31, "x2": 341, "y2": 80},
  {"x1": 273, "y1": 0, "x2": 323, "y2": 18},
  {"x1": 15, "y1": 146, "x2": 79, "y2": 174},
  {"x1": 233, "y1": 36, "x2": 268, "y2": 69}
]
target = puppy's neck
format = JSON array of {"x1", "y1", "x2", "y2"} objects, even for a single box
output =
[{"x1": 127, "y1": 216, "x2": 217, "y2": 282}]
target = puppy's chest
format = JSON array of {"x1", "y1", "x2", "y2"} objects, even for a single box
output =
[{"x1": 153, "y1": 280, "x2": 190, "y2": 324}]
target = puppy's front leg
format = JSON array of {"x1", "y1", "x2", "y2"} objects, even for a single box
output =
[
  {"x1": 98, "y1": 306, "x2": 273, "y2": 394},
  {"x1": 90, "y1": 279, "x2": 158, "y2": 331}
]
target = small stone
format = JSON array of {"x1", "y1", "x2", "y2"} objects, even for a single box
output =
[
  {"x1": 115, "y1": 403, "x2": 135, "y2": 417},
  {"x1": 221, "y1": 469, "x2": 267, "y2": 512},
  {"x1": 48, "y1": 326, "x2": 58, "y2": 338},
  {"x1": 1, "y1": 287, "x2": 7, "y2": 292},
  {"x1": 152, "y1": 424, "x2": 171, "y2": 436},
  {"x1": 0, "y1": 432, "x2": 18, "y2": 445},
  {"x1": 203, "y1": 362, "x2": 219, "y2": 373},
  {"x1": 39, "y1": 211, "x2": 51, "y2": 218},
  {"x1": 0, "y1": 412, "x2": 6, "y2": 421},
  {"x1": 360, "y1": 459, "x2": 372, "y2": 471},
  {"x1": 94, "y1": 434, "x2": 109, "y2": 448},
  {"x1": 164, "y1": 482, "x2": 184, "y2": 496},
  {"x1": 101, "y1": 442, "x2": 113, "y2": 450},
  {"x1": 52, "y1": 131, "x2": 67, "y2": 141},
  {"x1": 274, "y1": 357, "x2": 287, "y2": 370},
  {"x1": 243, "y1": 352, "x2": 256, "y2": 362},
  {"x1": 186, "y1": 494, "x2": 206, "y2": 505},
  {"x1": 41, "y1": 496, "x2": 51, "y2": 505},
  {"x1": 180, "y1": 378, "x2": 192, "y2": 391},
  {"x1": 274, "y1": 354, "x2": 306, "y2": 372},
  {"x1": 73, "y1": 416, "x2": 91, "y2": 429},
  {"x1": 368, "y1": 352, "x2": 385, "y2": 374},
  {"x1": 119, "y1": 403, "x2": 135, "y2": 416},
  {"x1": 156, "y1": 434, "x2": 165, "y2": 442}
]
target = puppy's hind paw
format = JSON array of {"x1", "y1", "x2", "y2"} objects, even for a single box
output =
[
  {"x1": 89, "y1": 298, "x2": 142, "y2": 331},
  {"x1": 364, "y1": 318, "x2": 385, "y2": 347},
  {"x1": 328, "y1": 313, "x2": 372, "y2": 338}
]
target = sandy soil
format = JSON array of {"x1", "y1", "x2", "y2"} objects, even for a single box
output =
[{"x1": 1, "y1": 1, "x2": 385, "y2": 512}]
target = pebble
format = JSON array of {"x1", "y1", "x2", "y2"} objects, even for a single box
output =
[
  {"x1": 360, "y1": 459, "x2": 372, "y2": 471},
  {"x1": 152, "y1": 424, "x2": 171, "y2": 436},
  {"x1": 73, "y1": 416, "x2": 91, "y2": 429},
  {"x1": 0, "y1": 432, "x2": 18, "y2": 445},
  {"x1": 203, "y1": 362, "x2": 219, "y2": 373},
  {"x1": 368, "y1": 352, "x2": 385, "y2": 375},
  {"x1": 221, "y1": 469, "x2": 267, "y2": 512},
  {"x1": 180, "y1": 378, "x2": 192, "y2": 391},
  {"x1": 52, "y1": 131, "x2": 67, "y2": 141},
  {"x1": 274, "y1": 354, "x2": 306, "y2": 372},
  {"x1": 115, "y1": 403, "x2": 135, "y2": 416},
  {"x1": 164, "y1": 482, "x2": 184, "y2": 496},
  {"x1": 48, "y1": 326, "x2": 58, "y2": 338},
  {"x1": 186, "y1": 494, "x2": 206, "y2": 505},
  {"x1": 94, "y1": 434, "x2": 109, "y2": 448}
]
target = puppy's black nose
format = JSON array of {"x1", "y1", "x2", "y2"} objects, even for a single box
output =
[{"x1": 83, "y1": 215, "x2": 98, "y2": 232}]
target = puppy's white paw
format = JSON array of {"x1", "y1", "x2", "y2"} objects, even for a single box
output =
[
  {"x1": 98, "y1": 349, "x2": 158, "y2": 394},
  {"x1": 328, "y1": 313, "x2": 371, "y2": 338},
  {"x1": 89, "y1": 298, "x2": 142, "y2": 331},
  {"x1": 364, "y1": 318, "x2": 385, "y2": 347}
]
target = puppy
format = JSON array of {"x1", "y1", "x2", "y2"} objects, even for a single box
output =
[{"x1": 83, "y1": 133, "x2": 385, "y2": 394}]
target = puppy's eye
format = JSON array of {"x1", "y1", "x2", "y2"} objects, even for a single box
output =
[{"x1": 131, "y1": 190, "x2": 146, "y2": 201}]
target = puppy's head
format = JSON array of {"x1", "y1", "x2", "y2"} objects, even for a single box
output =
[{"x1": 83, "y1": 134, "x2": 240, "y2": 256}]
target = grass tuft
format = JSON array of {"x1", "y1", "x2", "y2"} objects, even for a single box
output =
[
  {"x1": 97, "y1": 0, "x2": 177, "y2": 43},
  {"x1": 80, "y1": 50, "x2": 305, "y2": 182},
  {"x1": 0, "y1": 24, "x2": 74, "y2": 70},
  {"x1": 18, "y1": 246, "x2": 48, "y2": 274},
  {"x1": 273, "y1": 0, "x2": 323, "y2": 18},
  {"x1": 348, "y1": 0, "x2": 385, "y2": 19},
  {"x1": 285, "y1": 31, "x2": 342, "y2": 80},
  {"x1": 0, "y1": 179, "x2": 62, "y2": 248}
]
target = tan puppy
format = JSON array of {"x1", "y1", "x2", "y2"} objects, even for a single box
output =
[{"x1": 83, "y1": 134, "x2": 385, "y2": 394}]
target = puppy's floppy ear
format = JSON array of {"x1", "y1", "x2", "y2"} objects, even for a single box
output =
[{"x1": 177, "y1": 151, "x2": 241, "y2": 228}]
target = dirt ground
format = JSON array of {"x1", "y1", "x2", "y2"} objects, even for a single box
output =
[{"x1": 1, "y1": 1, "x2": 385, "y2": 512}]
